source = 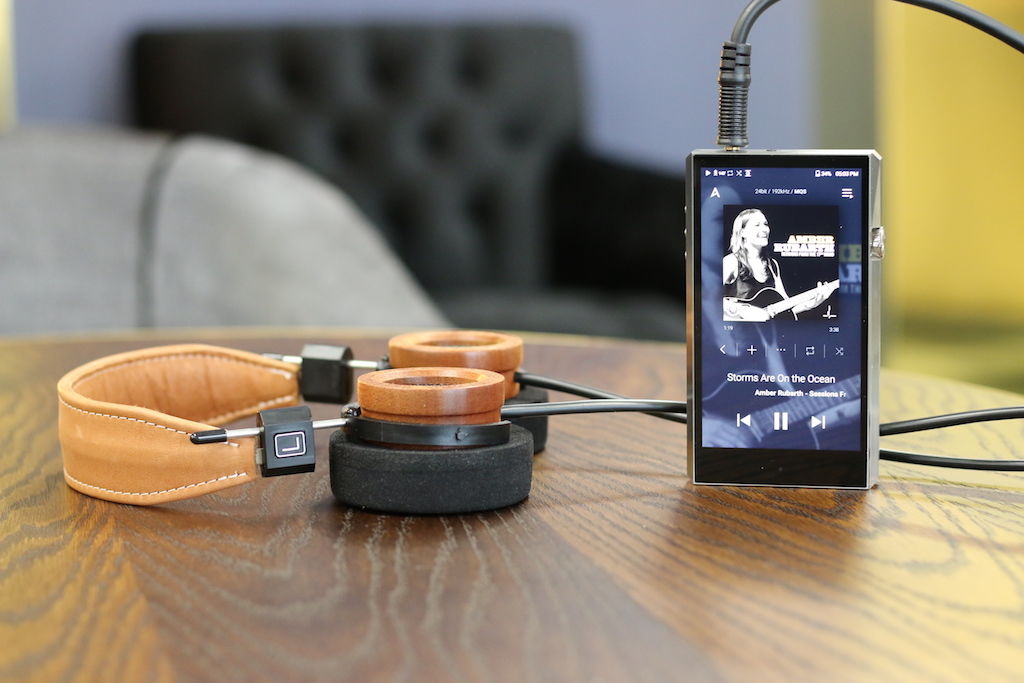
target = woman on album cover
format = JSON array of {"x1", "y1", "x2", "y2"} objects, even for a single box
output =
[{"x1": 723, "y1": 208, "x2": 827, "y2": 322}]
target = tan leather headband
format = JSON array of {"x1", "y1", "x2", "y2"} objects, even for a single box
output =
[{"x1": 57, "y1": 344, "x2": 300, "y2": 505}]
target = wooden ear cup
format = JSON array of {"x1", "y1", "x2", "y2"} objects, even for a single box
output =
[
  {"x1": 357, "y1": 366, "x2": 506, "y2": 425},
  {"x1": 386, "y1": 330, "x2": 548, "y2": 452},
  {"x1": 329, "y1": 367, "x2": 534, "y2": 515},
  {"x1": 388, "y1": 330, "x2": 523, "y2": 397}
]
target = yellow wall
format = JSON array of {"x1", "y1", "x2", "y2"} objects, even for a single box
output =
[
  {"x1": 0, "y1": 0, "x2": 12, "y2": 129},
  {"x1": 877, "y1": 1, "x2": 1024, "y2": 324}
]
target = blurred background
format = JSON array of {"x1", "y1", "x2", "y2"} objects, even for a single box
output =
[{"x1": 1, "y1": 0, "x2": 1022, "y2": 392}]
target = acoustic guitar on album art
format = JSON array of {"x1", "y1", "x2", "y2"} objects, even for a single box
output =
[{"x1": 724, "y1": 279, "x2": 840, "y2": 322}]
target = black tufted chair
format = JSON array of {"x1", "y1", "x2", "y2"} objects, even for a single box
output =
[{"x1": 133, "y1": 24, "x2": 686, "y2": 340}]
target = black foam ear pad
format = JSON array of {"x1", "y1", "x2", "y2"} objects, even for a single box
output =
[
  {"x1": 329, "y1": 424, "x2": 534, "y2": 515},
  {"x1": 505, "y1": 386, "x2": 549, "y2": 453}
]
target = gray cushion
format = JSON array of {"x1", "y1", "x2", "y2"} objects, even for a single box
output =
[
  {"x1": 0, "y1": 126, "x2": 166, "y2": 333},
  {"x1": 0, "y1": 126, "x2": 446, "y2": 335},
  {"x1": 150, "y1": 135, "x2": 445, "y2": 329}
]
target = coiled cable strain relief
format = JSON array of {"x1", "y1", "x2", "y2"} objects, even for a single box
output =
[{"x1": 716, "y1": 41, "x2": 752, "y2": 149}]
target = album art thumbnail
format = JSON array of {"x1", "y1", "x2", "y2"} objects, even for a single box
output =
[{"x1": 722, "y1": 205, "x2": 840, "y2": 323}]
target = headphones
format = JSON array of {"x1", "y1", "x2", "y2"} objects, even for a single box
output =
[
  {"x1": 56, "y1": 324, "x2": 1024, "y2": 516},
  {"x1": 57, "y1": 330, "x2": 561, "y2": 515}
]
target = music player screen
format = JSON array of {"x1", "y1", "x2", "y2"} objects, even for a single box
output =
[{"x1": 693, "y1": 158, "x2": 868, "y2": 452}]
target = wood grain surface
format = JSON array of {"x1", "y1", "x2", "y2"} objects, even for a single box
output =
[{"x1": 2, "y1": 330, "x2": 1023, "y2": 682}]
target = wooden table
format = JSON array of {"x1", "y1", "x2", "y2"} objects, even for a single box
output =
[{"x1": 2, "y1": 330, "x2": 1023, "y2": 682}]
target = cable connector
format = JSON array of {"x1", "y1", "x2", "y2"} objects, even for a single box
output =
[{"x1": 716, "y1": 41, "x2": 752, "y2": 150}]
